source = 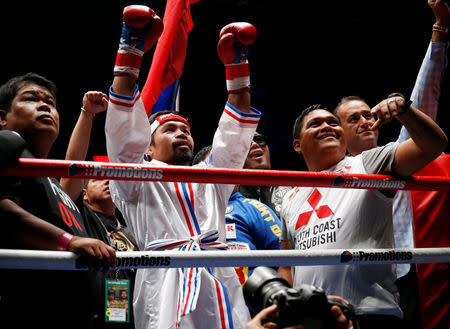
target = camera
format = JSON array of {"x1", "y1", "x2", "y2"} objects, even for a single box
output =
[{"x1": 243, "y1": 267, "x2": 358, "y2": 329}]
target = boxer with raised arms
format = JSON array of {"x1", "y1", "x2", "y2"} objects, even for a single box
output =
[{"x1": 105, "y1": 5, "x2": 260, "y2": 329}]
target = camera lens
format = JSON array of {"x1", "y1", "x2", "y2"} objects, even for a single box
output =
[{"x1": 243, "y1": 267, "x2": 290, "y2": 312}]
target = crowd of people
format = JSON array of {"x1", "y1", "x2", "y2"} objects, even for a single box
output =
[{"x1": 0, "y1": 1, "x2": 449, "y2": 329}]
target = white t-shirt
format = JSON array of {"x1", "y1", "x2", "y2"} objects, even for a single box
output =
[{"x1": 280, "y1": 144, "x2": 402, "y2": 318}]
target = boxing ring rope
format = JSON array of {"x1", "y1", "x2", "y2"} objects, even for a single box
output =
[
  {"x1": 1, "y1": 248, "x2": 449, "y2": 271},
  {"x1": 1, "y1": 158, "x2": 449, "y2": 270},
  {"x1": 1, "y1": 158, "x2": 450, "y2": 190}
]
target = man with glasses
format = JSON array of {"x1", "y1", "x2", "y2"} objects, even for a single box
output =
[
  {"x1": 238, "y1": 132, "x2": 291, "y2": 218},
  {"x1": 333, "y1": 1, "x2": 450, "y2": 327}
]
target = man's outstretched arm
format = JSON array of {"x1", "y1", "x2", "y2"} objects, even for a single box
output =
[
  {"x1": 60, "y1": 91, "x2": 108, "y2": 201},
  {"x1": 105, "y1": 5, "x2": 163, "y2": 166},
  {"x1": 208, "y1": 22, "x2": 261, "y2": 173},
  {"x1": 112, "y1": 5, "x2": 163, "y2": 96},
  {"x1": 111, "y1": 5, "x2": 163, "y2": 96},
  {"x1": 397, "y1": 0, "x2": 449, "y2": 143},
  {"x1": 371, "y1": 96, "x2": 447, "y2": 176},
  {"x1": 0, "y1": 198, "x2": 116, "y2": 271}
]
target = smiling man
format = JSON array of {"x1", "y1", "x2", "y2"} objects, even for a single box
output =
[
  {"x1": 334, "y1": 96, "x2": 378, "y2": 156},
  {"x1": 279, "y1": 99, "x2": 447, "y2": 328}
]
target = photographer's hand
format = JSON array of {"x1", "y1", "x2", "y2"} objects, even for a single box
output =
[
  {"x1": 246, "y1": 304, "x2": 304, "y2": 329},
  {"x1": 331, "y1": 305, "x2": 353, "y2": 329},
  {"x1": 328, "y1": 295, "x2": 354, "y2": 329},
  {"x1": 247, "y1": 304, "x2": 278, "y2": 329}
]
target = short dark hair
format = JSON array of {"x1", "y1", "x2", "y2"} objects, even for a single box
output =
[
  {"x1": 192, "y1": 145, "x2": 212, "y2": 165},
  {"x1": 293, "y1": 104, "x2": 338, "y2": 139},
  {"x1": 334, "y1": 95, "x2": 367, "y2": 116},
  {"x1": 0, "y1": 73, "x2": 57, "y2": 112}
]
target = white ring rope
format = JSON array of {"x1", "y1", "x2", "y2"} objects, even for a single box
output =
[
  {"x1": 2, "y1": 160, "x2": 448, "y2": 271},
  {"x1": 1, "y1": 248, "x2": 449, "y2": 271}
]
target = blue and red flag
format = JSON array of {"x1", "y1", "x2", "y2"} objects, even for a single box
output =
[{"x1": 141, "y1": 0, "x2": 200, "y2": 117}]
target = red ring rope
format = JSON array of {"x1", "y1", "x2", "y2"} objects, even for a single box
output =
[{"x1": 1, "y1": 158, "x2": 449, "y2": 191}]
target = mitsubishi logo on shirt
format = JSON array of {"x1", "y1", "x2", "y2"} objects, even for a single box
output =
[
  {"x1": 336, "y1": 165, "x2": 352, "y2": 173},
  {"x1": 295, "y1": 188, "x2": 334, "y2": 229}
]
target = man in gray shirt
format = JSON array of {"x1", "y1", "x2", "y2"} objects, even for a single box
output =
[{"x1": 279, "y1": 98, "x2": 447, "y2": 328}]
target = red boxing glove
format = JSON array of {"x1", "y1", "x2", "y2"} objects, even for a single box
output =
[
  {"x1": 217, "y1": 22, "x2": 257, "y2": 93},
  {"x1": 114, "y1": 5, "x2": 164, "y2": 79},
  {"x1": 123, "y1": 5, "x2": 153, "y2": 28}
]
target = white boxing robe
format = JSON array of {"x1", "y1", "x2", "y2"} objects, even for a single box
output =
[{"x1": 105, "y1": 87, "x2": 260, "y2": 329}]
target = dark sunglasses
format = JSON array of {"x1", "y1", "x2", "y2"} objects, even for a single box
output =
[{"x1": 252, "y1": 134, "x2": 267, "y2": 147}]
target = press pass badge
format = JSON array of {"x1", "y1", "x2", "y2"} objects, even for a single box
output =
[
  {"x1": 227, "y1": 241, "x2": 250, "y2": 251},
  {"x1": 105, "y1": 280, "x2": 130, "y2": 323}
]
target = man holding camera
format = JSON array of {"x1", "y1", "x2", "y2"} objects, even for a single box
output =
[
  {"x1": 247, "y1": 304, "x2": 353, "y2": 329},
  {"x1": 244, "y1": 267, "x2": 356, "y2": 329}
]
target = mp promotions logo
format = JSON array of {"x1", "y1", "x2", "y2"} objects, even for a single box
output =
[
  {"x1": 341, "y1": 250, "x2": 359, "y2": 263},
  {"x1": 332, "y1": 176, "x2": 406, "y2": 190},
  {"x1": 340, "y1": 250, "x2": 352, "y2": 263},
  {"x1": 340, "y1": 250, "x2": 412, "y2": 263},
  {"x1": 340, "y1": 250, "x2": 362, "y2": 263}
]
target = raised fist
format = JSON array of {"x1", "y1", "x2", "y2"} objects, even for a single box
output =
[
  {"x1": 370, "y1": 94, "x2": 412, "y2": 131},
  {"x1": 82, "y1": 91, "x2": 108, "y2": 115}
]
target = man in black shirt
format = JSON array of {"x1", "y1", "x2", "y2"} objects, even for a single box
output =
[
  {"x1": 60, "y1": 90, "x2": 138, "y2": 328},
  {"x1": 0, "y1": 72, "x2": 116, "y2": 329}
]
